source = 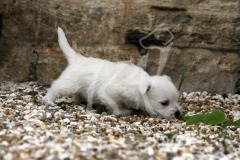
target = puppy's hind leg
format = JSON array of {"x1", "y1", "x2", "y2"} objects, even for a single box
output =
[{"x1": 43, "y1": 72, "x2": 79, "y2": 106}]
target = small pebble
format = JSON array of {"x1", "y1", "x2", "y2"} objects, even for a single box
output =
[
  {"x1": 46, "y1": 112, "x2": 52, "y2": 119},
  {"x1": 54, "y1": 111, "x2": 64, "y2": 119}
]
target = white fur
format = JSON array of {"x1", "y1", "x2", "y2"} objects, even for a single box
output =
[{"x1": 43, "y1": 27, "x2": 181, "y2": 118}]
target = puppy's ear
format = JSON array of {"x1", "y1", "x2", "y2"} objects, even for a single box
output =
[{"x1": 139, "y1": 83, "x2": 151, "y2": 95}]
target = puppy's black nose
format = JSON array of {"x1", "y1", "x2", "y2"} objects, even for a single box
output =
[{"x1": 174, "y1": 110, "x2": 181, "y2": 119}]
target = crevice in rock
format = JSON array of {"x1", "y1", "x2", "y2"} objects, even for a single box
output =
[
  {"x1": 0, "y1": 14, "x2": 2, "y2": 38},
  {"x1": 236, "y1": 70, "x2": 240, "y2": 94},
  {"x1": 150, "y1": 6, "x2": 187, "y2": 12},
  {"x1": 28, "y1": 46, "x2": 39, "y2": 81},
  {"x1": 125, "y1": 29, "x2": 170, "y2": 56},
  {"x1": 120, "y1": 0, "x2": 133, "y2": 44},
  {"x1": 0, "y1": 41, "x2": 9, "y2": 69}
]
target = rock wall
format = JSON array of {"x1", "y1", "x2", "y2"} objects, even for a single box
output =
[{"x1": 0, "y1": 0, "x2": 240, "y2": 93}]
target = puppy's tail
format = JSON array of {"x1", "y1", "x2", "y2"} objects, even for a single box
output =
[{"x1": 58, "y1": 27, "x2": 78, "y2": 63}]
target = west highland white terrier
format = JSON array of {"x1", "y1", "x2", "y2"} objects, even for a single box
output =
[{"x1": 43, "y1": 27, "x2": 181, "y2": 118}]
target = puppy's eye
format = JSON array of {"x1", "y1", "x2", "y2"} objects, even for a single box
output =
[{"x1": 161, "y1": 100, "x2": 169, "y2": 106}]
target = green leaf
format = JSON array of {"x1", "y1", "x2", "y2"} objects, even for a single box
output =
[
  {"x1": 186, "y1": 114, "x2": 204, "y2": 126},
  {"x1": 223, "y1": 120, "x2": 233, "y2": 127},
  {"x1": 228, "y1": 119, "x2": 240, "y2": 126},
  {"x1": 232, "y1": 119, "x2": 240, "y2": 126},
  {"x1": 179, "y1": 110, "x2": 189, "y2": 120},
  {"x1": 223, "y1": 119, "x2": 240, "y2": 127},
  {"x1": 182, "y1": 115, "x2": 190, "y2": 121},
  {"x1": 203, "y1": 110, "x2": 227, "y2": 125},
  {"x1": 178, "y1": 65, "x2": 187, "y2": 91}
]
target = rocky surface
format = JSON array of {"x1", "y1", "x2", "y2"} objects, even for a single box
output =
[
  {"x1": 0, "y1": 0, "x2": 240, "y2": 93},
  {"x1": 0, "y1": 81, "x2": 239, "y2": 159}
]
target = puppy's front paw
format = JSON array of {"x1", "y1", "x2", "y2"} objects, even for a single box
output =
[{"x1": 42, "y1": 96, "x2": 55, "y2": 106}]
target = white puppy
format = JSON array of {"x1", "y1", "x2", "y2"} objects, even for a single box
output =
[{"x1": 43, "y1": 27, "x2": 181, "y2": 118}]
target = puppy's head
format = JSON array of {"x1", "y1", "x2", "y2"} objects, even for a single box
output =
[{"x1": 139, "y1": 75, "x2": 181, "y2": 119}]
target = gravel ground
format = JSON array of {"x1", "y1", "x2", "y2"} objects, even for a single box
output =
[{"x1": 0, "y1": 81, "x2": 239, "y2": 160}]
